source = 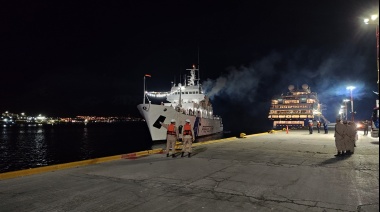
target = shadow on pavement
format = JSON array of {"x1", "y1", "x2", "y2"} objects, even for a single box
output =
[
  {"x1": 319, "y1": 154, "x2": 352, "y2": 165},
  {"x1": 170, "y1": 147, "x2": 208, "y2": 158},
  {"x1": 189, "y1": 147, "x2": 207, "y2": 157},
  {"x1": 371, "y1": 141, "x2": 379, "y2": 145}
]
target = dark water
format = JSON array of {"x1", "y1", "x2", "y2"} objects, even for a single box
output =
[{"x1": 0, "y1": 122, "x2": 226, "y2": 173}]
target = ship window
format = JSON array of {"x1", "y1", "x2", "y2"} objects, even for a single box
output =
[{"x1": 284, "y1": 100, "x2": 299, "y2": 104}]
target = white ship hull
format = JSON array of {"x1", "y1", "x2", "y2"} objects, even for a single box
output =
[{"x1": 137, "y1": 103, "x2": 223, "y2": 141}]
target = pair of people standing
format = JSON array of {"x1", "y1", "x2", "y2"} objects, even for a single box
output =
[
  {"x1": 160, "y1": 119, "x2": 195, "y2": 158},
  {"x1": 316, "y1": 121, "x2": 328, "y2": 134},
  {"x1": 334, "y1": 118, "x2": 357, "y2": 157}
]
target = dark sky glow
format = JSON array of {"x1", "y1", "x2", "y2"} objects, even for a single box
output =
[{"x1": 1, "y1": 0, "x2": 379, "y2": 132}]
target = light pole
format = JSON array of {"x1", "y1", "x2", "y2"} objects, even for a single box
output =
[
  {"x1": 343, "y1": 99, "x2": 350, "y2": 121},
  {"x1": 339, "y1": 106, "x2": 344, "y2": 121},
  {"x1": 347, "y1": 86, "x2": 355, "y2": 122},
  {"x1": 143, "y1": 74, "x2": 151, "y2": 104},
  {"x1": 364, "y1": 14, "x2": 379, "y2": 85}
]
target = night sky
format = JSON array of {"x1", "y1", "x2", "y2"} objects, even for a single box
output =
[{"x1": 1, "y1": 0, "x2": 379, "y2": 133}]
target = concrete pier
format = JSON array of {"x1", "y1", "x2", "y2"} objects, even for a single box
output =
[{"x1": 0, "y1": 130, "x2": 378, "y2": 211}]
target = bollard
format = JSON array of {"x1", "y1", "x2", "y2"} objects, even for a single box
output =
[
  {"x1": 286, "y1": 125, "x2": 289, "y2": 134},
  {"x1": 239, "y1": 133, "x2": 246, "y2": 138}
]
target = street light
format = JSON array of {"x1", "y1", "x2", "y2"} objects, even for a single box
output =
[
  {"x1": 364, "y1": 14, "x2": 379, "y2": 85},
  {"x1": 343, "y1": 99, "x2": 350, "y2": 121},
  {"x1": 346, "y1": 86, "x2": 356, "y2": 122}
]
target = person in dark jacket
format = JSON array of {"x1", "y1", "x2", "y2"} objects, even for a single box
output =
[{"x1": 323, "y1": 122, "x2": 328, "y2": 134}]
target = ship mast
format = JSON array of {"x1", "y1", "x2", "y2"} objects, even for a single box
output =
[
  {"x1": 198, "y1": 47, "x2": 200, "y2": 87},
  {"x1": 178, "y1": 83, "x2": 182, "y2": 107}
]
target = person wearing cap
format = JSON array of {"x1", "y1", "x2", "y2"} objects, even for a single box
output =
[
  {"x1": 334, "y1": 118, "x2": 345, "y2": 157},
  {"x1": 160, "y1": 119, "x2": 179, "y2": 158},
  {"x1": 181, "y1": 119, "x2": 195, "y2": 158}
]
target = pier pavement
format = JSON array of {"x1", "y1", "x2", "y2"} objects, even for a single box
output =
[{"x1": 0, "y1": 130, "x2": 378, "y2": 212}]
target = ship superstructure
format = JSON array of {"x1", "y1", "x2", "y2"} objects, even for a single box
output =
[
  {"x1": 137, "y1": 65, "x2": 223, "y2": 141},
  {"x1": 268, "y1": 84, "x2": 327, "y2": 129}
]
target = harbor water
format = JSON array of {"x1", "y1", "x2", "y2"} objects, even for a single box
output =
[{"x1": 0, "y1": 122, "x2": 225, "y2": 173}]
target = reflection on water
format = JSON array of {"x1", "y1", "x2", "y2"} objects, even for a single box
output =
[
  {"x1": 80, "y1": 127, "x2": 93, "y2": 159},
  {"x1": 0, "y1": 123, "x2": 153, "y2": 173}
]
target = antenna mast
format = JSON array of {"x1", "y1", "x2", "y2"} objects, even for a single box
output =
[{"x1": 197, "y1": 46, "x2": 200, "y2": 86}]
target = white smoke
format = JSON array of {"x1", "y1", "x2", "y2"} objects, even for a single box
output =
[
  {"x1": 202, "y1": 46, "x2": 377, "y2": 121},
  {"x1": 203, "y1": 51, "x2": 282, "y2": 103}
]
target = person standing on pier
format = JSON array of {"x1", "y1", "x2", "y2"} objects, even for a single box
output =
[
  {"x1": 323, "y1": 122, "x2": 328, "y2": 134},
  {"x1": 160, "y1": 119, "x2": 179, "y2": 158},
  {"x1": 181, "y1": 119, "x2": 195, "y2": 158},
  {"x1": 344, "y1": 121, "x2": 356, "y2": 155},
  {"x1": 334, "y1": 118, "x2": 345, "y2": 157},
  {"x1": 363, "y1": 120, "x2": 369, "y2": 135},
  {"x1": 308, "y1": 121, "x2": 313, "y2": 134},
  {"x1": 316, "y1": 121, "x2": 321, "y2": 133}
]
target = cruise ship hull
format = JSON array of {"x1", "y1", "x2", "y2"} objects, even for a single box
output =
[{"x1": 137, "y1": 104, "x2": 223, "y2": 141}]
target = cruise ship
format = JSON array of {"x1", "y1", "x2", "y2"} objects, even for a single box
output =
[
  {"x1": 137, "y1": 65, "x2": 223, "y2": 141},
  {"x1": 268, "y1": 84, "x2": 328, "y2": 129}
]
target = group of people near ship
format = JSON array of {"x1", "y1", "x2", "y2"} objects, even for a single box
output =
[
  {"x1": 334, "y1": 118, "x2": 358, "y2": 157},
  {"x1": 160, "y1": 119, "x2": 195, "y2": 158},
  {"x1": 308, "y1": 120, "x2": 328, "y2": 134}
]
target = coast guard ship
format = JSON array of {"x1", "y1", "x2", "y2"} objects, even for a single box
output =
[{"x1": 137, "y1": 65, "x2": 223, "y2": 141}]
